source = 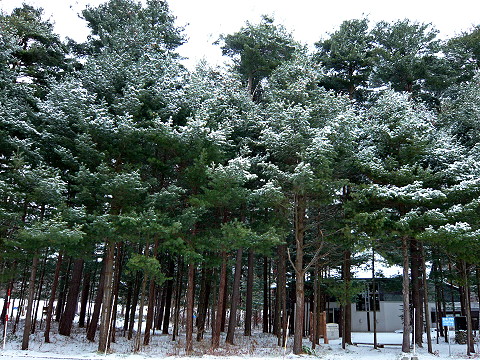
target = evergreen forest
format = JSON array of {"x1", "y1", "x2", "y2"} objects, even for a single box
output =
[{"x1": 1, "y1": 0, "x2": 480, "y2": 356}]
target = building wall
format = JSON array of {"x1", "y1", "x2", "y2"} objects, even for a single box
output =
[
  {"x1": 351, "y1": 301, "x2": 403, "y2": 332},
  {"x1": 350, "y1": 301, "x2": 435, "y2": 332}
]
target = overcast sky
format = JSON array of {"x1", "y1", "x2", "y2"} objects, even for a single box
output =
[{"x1": 1, "y1": 0, "x2": 479, "y2": 69}]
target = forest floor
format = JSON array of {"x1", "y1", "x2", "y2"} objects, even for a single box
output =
[{"x1": 0, "y1": 325, "x2": 476, "y2": 360}]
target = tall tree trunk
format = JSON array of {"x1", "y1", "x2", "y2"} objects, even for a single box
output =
[
  {"x1": 210, "y1": 269, "x2": 218, "y2": 336},
  {"x1": 155, "y1": 288, "x2": 165, "y2": 331},
  {"x1": 244, "y1": 249, "x2": 254, "y2": 337},
  {"x1": 410, "y1": 238, "x2": 423, "y2": 347},
  {"x1": 277, "y1": 244, "x2": 287, "y2": 347},
  {"x1": 78, "y1": 269, "x2": 91, "y2": 328},
  {"x1": 226, "y1": 248, "x2": 243, "y2": 344},
  {"x1": 59, "y1": 258, "x2": 84, "y2": 336},
  {"x1": 197, "y1": 266, "x2": 211, "y2": 341},
  {"x1": 44, "y1": 253, "x2": 63, "y2": 343},
  {"x1": 461, "y1": 261, "x2": 475, "y2": 355},
  {"x1": 123, "y1": 278, "x2": 133, "y2": 336},
  {"x1": 312, "y1": 259, "x2": 321, "y2": 348},
  {"x1": 143, "y1": 280, "x2": 156, "y2": 345},
  {"x1": 372, "y1": 248, "x2": 377, "y2": 349},
  {"x1": 134, "y1": 273, "x2": 148, "y2": 352},
  {"x1": 13, "y1": 266, "x2": 28, "y2": 334},
  {"x1": 402, "y1": 236, "x2": 411, "y2": 353},
  {"x1": 98, "y1": 241, "x2": 115, "y2": 353},
  {"x1": 110, "y1": 242, "x2": 124, "y2": 344},
  {"x1": 342, "y1": 249, "x2": 352, "y2": 348},
  {"x1": 32, "y1": 256, "x2": 47, "y2": 334},
  {"x1": 162, "y1": 258, "x2": 175, "y2": 334},
  {"x1": 172, "y1": 258, "x2": 184, "y2": 341},
  {"x1": 263, "y1": 256, "x2": 269, "y2": 333},
  {"x1": 21, "y1": 255, "x2": 39, "y2": 350},
  {"x1": 420, "y1": 246, "x2": 432, "y2": 353},
  {"x1": 143, "y1": 239, "x2": 158, "y2": 346},
  {"x1": 477, "y1": 267, "x2": 480, "y2": 329},
  {"x1": 211, "y1": 251, "x2": 227, "y2": 349},
  {"x1": 221, "y1": 274, "x2": 228, "y2": 333},
  {"x1": 293, "y1": 194, "x2": 306, "y2": 355},
  {"x1": 55, "y1": 257, "x2": 72, "y2": 322},
  {"x1": 127, "y1": 272, "x2": 141, "y2": 340},
  {"x1": 86, "y1": 258, "x2": 106, "y2": 341},
  {"x1": 186, "y1": 263, "x2": 195, "y2": 354},
  {"x1": 440, "y1": 260, "x2": 449, "y2": 341}
]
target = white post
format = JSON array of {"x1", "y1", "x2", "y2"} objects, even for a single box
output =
[{"x1": 448, "y1": 325, "x2": 451, "y2": 357}]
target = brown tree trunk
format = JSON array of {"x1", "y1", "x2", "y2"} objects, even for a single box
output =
[
  {"x1": 211, "y1": 251, "x2": 227, "y2": 349},
  {"x1": 127, "y1": 272, "x2": 141, "y2": 340},
  {"x1": 410, "y1": 238, "x2": 423, "y2": 347},
  {"x1": 143, "y1": 239, "x2": 158, "y2": 346},
  {"x1": 78, "y1": 268, "x2": 91, "y2": 328},
  {"x1": 221, "y1": 275, "x2": 228, "y2": 333},
  {"x1": 244, "y1": 249, "x2": 254, "y2": 337},
  {"x1": 342, "y1": 249, "x2": 352, "y2": 348},
  {"x1": 172, "y1": 258, "x2": 184, "y2": 341},
  {"x1": 134, "y1": 273, "x2": 148, "y2": 352},
  {"x1": 372, "y1": 248, "x2": 378, "y2": 349},
  {"x1": 143, "y1": 280, "x2": 156, "y2": 345},
  {"x1": 123, "y1": 278, "x2": 133, "y2": 336},
  {"x1": 420, "y1": 246, "x2": 432, "y2": 353},
  {"x1": 110, "y1": 242, "x2": 124, "y2": 343},
  {"x1": 55, "y1": 257, "x2": 72, "y2": 322},
  {"x1": 293, "y1": 194, "x2": 306, "y2": 355},
  {"x1": 226, "y1": 248, "x2": 243, "y2": 344},
  {"x1": 186, "y1": 263, "x2": 195, "y2": 354},
  {"x1": 59, "y1": 258, "x2": 84, "y2": 336},
  {"x1": 86, "y1": 258, "x2": 106, "y2": 341},
  {"x1": 13, "y1": 267, "x2": 28, "y2": 334},
  {"x1": 196, "y1": 266, "x2": 211, "y2": 341},
  {"x1": 98, "y1": 241, "x2": 115, "y2": 353},
  {"x1": 277, "y1": 244, "x2": 287, "y2": 347},
  {"x1": 312, "y1": 259, "x2": 321, "y2": 348},
  {"x1": 32, "y1": 256, "x2": 47, "y2": 334},
  {"x1": 402, "y1": 236, "x2": 411, "y2": 353},
  {"x1": 461, "y1": 261, "x2": 475, "y2": 355},
  {"x1": 21, "y1": 255, "x2": 39, "y2": 350},
  {"x1": 263, "y1": 256, "x2": 269, "y2": 333},
  {"x1": 162, "y1": 258, "x2": 175, "y2": 334},
  {"x1": 155, "y1": 288, "x2": 165, "y2": 331},
  {"x1": 44, "y1": 252, "x2": 62, "y2": 342}
]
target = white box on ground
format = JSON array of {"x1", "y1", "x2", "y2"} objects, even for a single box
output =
[{"x1": 326, "y1": 323, "x2": 339, "y2": 340}]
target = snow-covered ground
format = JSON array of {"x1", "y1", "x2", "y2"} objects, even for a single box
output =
[{"x1": 0, "y1": 326, "x2": 476, "y2": 360}]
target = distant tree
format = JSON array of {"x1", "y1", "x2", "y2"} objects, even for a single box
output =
[
  {"x1": 443, "y1": 25, "x2": 480, "y2": 84},
  {"x1": 315, "y1": 18, "x2": 374, "y2": 100},
  {"x1": 371, "y1": 19, "x2": 442, "y2": 103},
  {"x1": 353, "y1": 90, "x2": 452, "y2": 352},
  {"x1": 1, "y1": 5, "x2": 73, "y2": 95},
  {"x1": 218, "y1": 15, "x2": 299, "y2": 101},
  {"x1": 261, "y1": 55, "x2": 354, "y2": 354},
  {"x1": 440, "y1": 74, "x2": 480, "y2": 149},
  {"x1": 81, "y1": 0, "x2": 184, "y2": 56}
]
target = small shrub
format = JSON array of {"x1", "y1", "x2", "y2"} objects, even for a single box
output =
[
  {"x1": 302, "y1": 345, "x2": 316, "y2": 355},
  {"x1": 455, "y1": 330, "x2": 467, "y2": 344}
]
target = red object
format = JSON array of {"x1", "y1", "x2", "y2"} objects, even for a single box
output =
[{"x1": 5, "y1": 315, "x2": 7, "y2": 322}]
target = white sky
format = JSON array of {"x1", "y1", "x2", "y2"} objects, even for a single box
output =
[{"x1": 1, "y1": 0, "x2": 479, "y2": 69}]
